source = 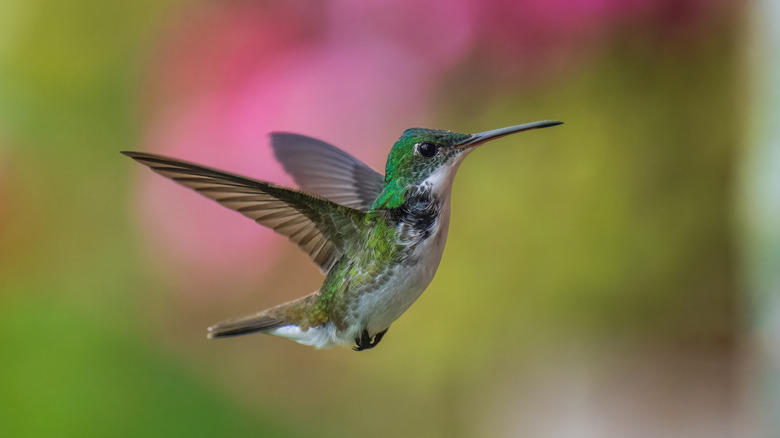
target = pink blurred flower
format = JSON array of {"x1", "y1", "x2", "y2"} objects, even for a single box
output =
[
  {"x1": 133, "y1": 0, "x2": 728, "y2": 285},
  {"x1": 136, "y1": 1, "x2": 445, "y2": 283},
  {"x1": 325, "y1": 0, "x2": 477, "y2": 70},
  {"x1": 473, "y1": 0, "x2": 727, "y2": 61}
]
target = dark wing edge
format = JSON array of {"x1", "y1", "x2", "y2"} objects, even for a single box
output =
[{"x1": 121, "y1": 151, "x2": 366, "y2": 272}]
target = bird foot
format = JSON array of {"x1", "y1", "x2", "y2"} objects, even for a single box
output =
[{"x1": 353, "y1": 329, "x2": 388, "y2": 351}]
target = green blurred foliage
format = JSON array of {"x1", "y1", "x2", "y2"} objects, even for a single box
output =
[
  {"x1": 0, "y1": 0, "x2": 304, "y2": 436},
  {"x1": 0, "y1": 296, "x2": 304, "y2": 437},
  {"x1": 0, "y1": 0, "x2": 745, "y2": 437}
]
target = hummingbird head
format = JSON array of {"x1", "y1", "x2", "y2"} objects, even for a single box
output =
[{"x1": 372, "y1": 121, "x2": 562, "y2": 210}]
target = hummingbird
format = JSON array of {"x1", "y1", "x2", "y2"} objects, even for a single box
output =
[{"x1": 122, "y1": 120, "x2": 561, "y2": 351}]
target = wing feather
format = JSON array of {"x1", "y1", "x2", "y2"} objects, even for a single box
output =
[
  {"x1": 270, "y1": 133, "x2": 385, "y2": 210},
  {"x1": 122, "y1": 151, "x2": 366, "y2": 272}
]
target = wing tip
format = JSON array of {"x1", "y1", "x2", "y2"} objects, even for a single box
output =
[{"x1": 120, "y1": 150, "x2": 156, "y2": 162}]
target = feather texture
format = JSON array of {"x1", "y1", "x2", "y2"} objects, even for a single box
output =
[
  {"x1": 207, "y1": 314, "x2": 284, "y2": 338},
  {"x1": 270, "y1": 133, "x2": 385, "y2": 211},
  {"x1": 122, "y1": 151, "x2": 367, "y2": 272}
]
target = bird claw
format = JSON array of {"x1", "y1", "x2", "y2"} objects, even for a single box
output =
[{"x1": 353, "y1": 328, "x2": 388, "y2": 351}]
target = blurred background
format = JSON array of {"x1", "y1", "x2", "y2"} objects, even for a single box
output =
[{"x1": 0, "y1": 0, "x2": 777, "y2": 436}]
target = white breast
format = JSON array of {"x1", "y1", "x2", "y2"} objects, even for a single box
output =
[
  {"x1": 354, "y1": 158, "x2": 466, "y2": 335},
  {"x1": 269, "y1": 154, "x2": 470, "y2": 349}
]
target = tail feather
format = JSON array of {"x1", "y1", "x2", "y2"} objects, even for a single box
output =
[{"x1": 207, "y1": 314, "x2": 286, "y2": 339}]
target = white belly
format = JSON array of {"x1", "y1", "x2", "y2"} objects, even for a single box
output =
[
  {"x1": 356, "y1": 198, "x2": 452, "y2": 334},
  {"x1": 268, "y1": 201, "x2": 452, "y2": 350},
  {"x1": 268, "y1": 159, "x2": 466, "y2": 349}
]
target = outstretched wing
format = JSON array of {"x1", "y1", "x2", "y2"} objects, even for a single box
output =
[
  {"x1": 122, "y1": 151, "x2": 366, "y2": 272},
  {"x1": 270, "y1": 133, "x2": 385, "y2": 211}
]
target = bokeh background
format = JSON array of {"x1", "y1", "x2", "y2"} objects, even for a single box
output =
[{"x1": 1, "y1": 0, "x2": 778, "y2": 437}]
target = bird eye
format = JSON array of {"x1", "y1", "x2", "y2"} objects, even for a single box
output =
[{"x1": 416, "y1": 142, "x2": 438, "y2": 158}]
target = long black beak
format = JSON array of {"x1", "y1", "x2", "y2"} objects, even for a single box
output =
[{"x1": 455, "y1": 120, "x2": 563, "y2": 148}]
